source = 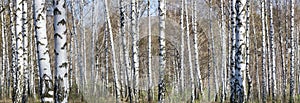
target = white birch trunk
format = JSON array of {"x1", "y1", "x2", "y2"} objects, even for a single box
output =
[
  {"x1": 53, "y1": 0, "x2": 69, "y2": 102},
  {"x1": 220, "y1": 0, "x2": 226, "y2": 102},
  {"x1": 34, "y1": 0, "x2": 54, "y2": 101},
  {"x1": 104, "y1": 0, "x2": 121, "y2": 101},
  {"x1": 234, "y1": 0, "x2": 247, "y2": 102},
  {"x1": 15, "y1": 0, "x2": 24, "y2": 102},
  {"x1": 179, "y1": 0, "x2": 185, "y2": 94},
  {"x1": 192, "y1": 0, "x2": 203, "y2": 97},
  {"x1": 9, "y1": 1, "x2": 17, "y2": 101},
  {"x1": 158, "y1": 0, "x2": 166, "y2": 102},
  {"x1": 130, "y1": 0, "x2": 139, "y2": 101},
  {"x1": 290, "y1": 0, "x2": 295, "y2": 102},
  {"x1": 261, "y1": 0, "x2": 267, "y2": 102},
  {"x1": 22, "y1": 0, "x2": 28, "y2": 101},
  {"x1": 269, "y1": 0, "x2": 277, "y2": 101},
  {"x1": 184, "y1": 0, "x2": 194, "y2": 102},
  {"x1": 147, "y1": 0, "x2": 153, "y2": 101}
]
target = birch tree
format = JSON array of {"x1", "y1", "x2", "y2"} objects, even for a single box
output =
[
  {"x1": 147, "y1": 0, "x2": 153, "y2": 102},
  {"x1": 269, "y1": 0, "x2": 276, "y2": 101},
  {"x1": 231, "y1": 0, "x2": 247, "y2": 102},
  {"x1": 22, "y1": 0, "x2": 29, "y2": 101},
  {"x1": 184, "y1": 0, "x2": 194, "y2": 101},
  {"x1": 158, "y1": 0, "x2": 166, "y2": 102},
  {"x1": 15, "y1": 0, "x2": 24, "y2": 102},
  {"x1": 261, "y1": 0, "x2": 267, "y2": 102},
  {"x1": 53, "y1": 0, "x2": 69, "y2": 102},
  {"x1": 289, "y1": 0, "x2": 295, "y2": 102},
  {"x1": 179, "y1": 0, "x2": 185, "y2": 94},
  {"x1": 220, "y1": 0, "x2": 226, "y2": 101},
  {"x1": 104, "y1": 0, "x2": 121, "y2": 101},
  {"x1": 33, "y1": 0, "x2": 54, "y2": 102},
  {"x1": 192, "y1": 0, "x2": 203, "y2": 97}
]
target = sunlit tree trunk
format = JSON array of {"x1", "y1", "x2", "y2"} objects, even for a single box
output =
[
  {"x1": 158, "y1": 0, "x2": 166, "y2": 102},
  {"x1": 53, "y1": 0, "x2": 69, "y2": 102},
  {"x1": 245, "y1": 0, "x2": 252, "y2": 101}
]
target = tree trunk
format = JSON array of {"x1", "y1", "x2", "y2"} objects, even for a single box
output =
[
  {"x1": 158, "y1": 0, "x2": 166, "y2": 102},
  {"x1": 220, "y1": 0, "x2": 226, "y2": 102},
  {"x1": 53, "y1": 0, "x2": 69, "y2": 102},
  {"x1": 147, "y1": 0, "x2": 153, "y2": 102},
  {"x1": 233, "y1": 0, "x2": 247, "y2": 102},
  {"x1": 179, "y1": 0, "x2": 185, "y2": 95},
  {"x1": 261, "y1": 0, "x2": 267, "y2": 102},
  {"x1": 289, "y1": 0, "x2": 295, "y2": 102},
  {"x1": 184, "y1": 0, "x2": 194, "y2": 102},
  {"x1": 192, "y1": 0, "x2": 203, "y2": 98},
  {"x1": 15, "y1": 0, "x2": 24, "y2": 102},
  {"x1": 269, "y1": 0, "x2": 277, "y2": 102},
  {"x1": 104, "y1": 0, "x2": 121, "y2": 101},
  {"x1": 34, "y1": 0, "x2": 54, "y2": 102}
]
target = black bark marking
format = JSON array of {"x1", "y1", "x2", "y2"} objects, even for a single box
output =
[
  {"x1": 54, "y1": 33, "x2": 62, "y2": 39},
  {"x1": 53, "y1": 8, "x2": 61, "y2": 15}
]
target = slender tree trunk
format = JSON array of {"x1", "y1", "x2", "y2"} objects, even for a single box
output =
[
  {"x1": 147, "y1": 0, "x2": 153, "y2": 102},
  {"x1": 261, "y1": 0, "x2": 267, "y2": 102},
  {"x1": 192, "y1": 0, "x2": 203, "y2": 98},
  {"x1": 289, "y1": 0, "x2": 295, "y2": 102},
  {"x1": 268, "y1": 0, "x2": 277, "y2": 102},
  {"x1": 158, "y1": 0, "x2": 166, "y2": 102},
  {"x1": 245, "y1": 0, "x2": 252, "y2": 101},
  {"x1": 104, "y1": 0, "x2": 121, "y2": 101},
  {"x1": 230, "y1": 0, "x2": 236, "y2": 102},
  {"x1": 53, "y1": 0, "x2": 69, "y2": 102},
  {"x1": 179, "y1": 0, "x2": 185, "y2": 95},
  {"x1": 220, "y1": 0, "x2": 226, "y2": 102},
  {"x1": 22, "y1": 0, "x2": 28, "y2": 102},
  {"x1": 9, "y1": 0, "x2": 17, "y2": 101},
  {"x1": 184, "y1": 0, "x2": 194, "y2": 102}
]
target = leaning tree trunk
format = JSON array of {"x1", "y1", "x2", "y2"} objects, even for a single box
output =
[
  {"x1": 104, "y1": 0, "x2": 121, "y2": 101},
  {"x1": 192, "y1": 0, "x2": 203, "y2": 97},
  {"x1": 33, "y1": 0, "x2": 54, "y2": 102},
  {"x1": 233, "y1": 0, "x2": 247, "y2": 102},
  {"x1": 158, "y1": 0, "x2": 166, "y2": 102},
  {"x1": 53, "y1": 0, "x2": 69, "y2": 102},
  {"x1": 290, "y1": 0, "x2": 295, "y2": 102},
  {"x1": 184, "y1": 0, "x2": 194, "y2": 102}
]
